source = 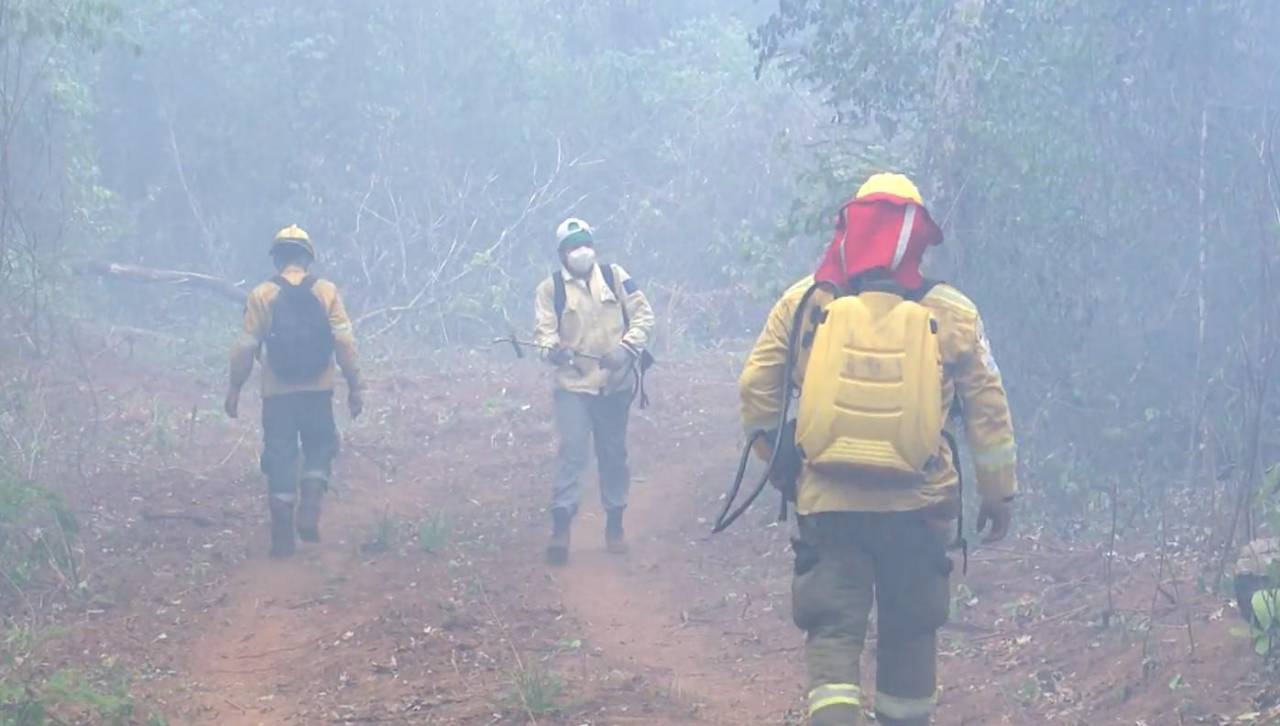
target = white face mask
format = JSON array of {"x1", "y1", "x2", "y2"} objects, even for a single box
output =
[{"x1": 565, "y1": 246, "x2": 597, "y2": 276}]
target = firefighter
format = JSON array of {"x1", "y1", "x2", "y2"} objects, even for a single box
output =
[
  {"x1": 226, "y1": 225, "x2": 364, "y2": 557},
  {"x1": 738, "y1": 174, "x2": 1018, "y2": 725}
]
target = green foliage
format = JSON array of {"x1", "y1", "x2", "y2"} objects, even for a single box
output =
[
  {"x1": 0, "y1": 469, "x2": 80, "y2": 601},
  {"x1": 415, "y1": 512, "x2": 450, "y2": 554},
  {"x1": 0, "y1": 0, "x2": 123, "y2": 343},
  {"x1": 360, "y1": 512, "x2": 401, "y2": 555},
  {"x1": 0, "y1": 666, "x2": 136, "y2": 726},
  {"x1": 509, "y1": 665, "x2": 563, "y2": 717},
  {"x1": 80, "y1": 1, "x2": 809, "y2": 345},
  {"x1": 758, "y1": 0, "x2": 1280, "y2": 533}
]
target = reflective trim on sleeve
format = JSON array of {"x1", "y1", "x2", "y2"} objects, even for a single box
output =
[
  {"x1": 972, "y1": 438, "x2": 1017, "y2": 469},
  {"x1": 875, "y1": 690, "x2": 936, "y2": 720},
  {"x1": 809, "y1": 683, "x2": 862, "y2": 715},
  {"x1": 332, "y1": 321, "x2": 354, "y2": 334}
]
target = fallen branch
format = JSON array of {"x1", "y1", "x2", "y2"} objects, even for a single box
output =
[
  {"x1": 71, "y1": 260, "x2": 247, "y2": 303},
  {"x1": 141, "y1": 510, "x2": 215, "y2": 527}
]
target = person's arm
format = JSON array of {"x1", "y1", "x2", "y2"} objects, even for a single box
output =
[
  {"x1": 327, "y1": 285, "x2": 361, "y2": 392},
  {"x1": 739, "y1": 293, "x2": 796, "y2": 456},
  {"x1": 613, "y1": 266, "x2": 654, "y2": 356},
  {"x1": 953, "y1": 311, "x2": 1018, "y2": 541},
  {"x1": 225, "y1": 287, "x2": 269, "y2": 417},
  {"x1": 533, "y1": 278, "x2": 566, "y2": 364}
]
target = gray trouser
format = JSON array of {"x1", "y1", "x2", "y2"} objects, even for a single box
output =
[
  {"x1": 552, "y1": 389, "x2": 632, "y2": 515},
  {"x1": 261, "y1": 391, "x2": 338, "y2": 500}
]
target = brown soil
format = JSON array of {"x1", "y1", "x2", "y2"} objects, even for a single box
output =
[{"x1": 5, "y1": 348, "x2": 1279, "y2": 725}]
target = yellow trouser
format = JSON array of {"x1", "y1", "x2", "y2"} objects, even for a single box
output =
[{"x1": 792, "y1": 511, "x2": 952, "y2": 725}]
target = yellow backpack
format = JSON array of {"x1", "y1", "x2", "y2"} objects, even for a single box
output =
[{"x1": 794, "y1": 284, "x2": 943, "y2": 485}]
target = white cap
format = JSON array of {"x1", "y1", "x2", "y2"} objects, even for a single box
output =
[{"x1": 556, "y1": 217, "x2": 593, "y2": 245}]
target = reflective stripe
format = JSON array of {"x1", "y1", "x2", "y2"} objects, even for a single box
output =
[
  {"x1": 838, "y1": 231, "x2": 847, "y2": 278},
  {"x1": 270, "y1": 492, "x2": 297, "y2": 503},
  {"x1": 890, "y1": 204, "x2": 917, "y2": 271},
  {"x1": 875, "y1": 690, "x2": 936, "y2": 720},
  {"x1": 332, "y1": 322, "x2": 354, "y2": 334},
  {"x1": 973, "y1": 438, "x2": 1017, "y2": 469},
  {"x1": 809, "y1": 683, "x2": 862, "y2": 715},
  {"x1": 925, "y1": 286, "x2": 977, "y2": 315}
]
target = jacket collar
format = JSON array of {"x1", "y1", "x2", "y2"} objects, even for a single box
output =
[{"x1": 559, "y1": 264, "x2": 617, "y2": 302}]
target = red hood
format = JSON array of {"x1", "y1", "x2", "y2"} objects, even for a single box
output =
[{"x1": 814, "y1": 192, "x2": 943, "y2": 290}]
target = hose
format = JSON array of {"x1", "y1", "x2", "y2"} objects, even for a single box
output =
[{"x1": 713, "y1": 283, "x2": 822, "y2": 534}]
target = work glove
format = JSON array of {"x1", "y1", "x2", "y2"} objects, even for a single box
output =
[
  {"x1": 976, "y1": 496, "x2": 1014, "y2": 544},
  {"x1": 348, "y1": 387, "x2": 364, "y2": 419},
  {"x1": 600, "y1": 344, "x2": 635, "y2": 371},
  {"x1": 546, "y1": 346, "x2": 573, "y2": 367},
  {"x1": 223, "y1": 387, "x2": 241, "y2": 419}
]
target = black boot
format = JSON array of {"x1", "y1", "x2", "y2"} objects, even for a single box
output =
[
  {"x1": 605, "y1": 508, "x2": 629, "y2": 555},
  {"x1": 876, "y1": 713, "x2": 929, "y2": 726},
  {"x1": 268, "y1": 495, "x2": 296, "y2": 558},
  {"x1": 296, "y1": 476, "x2": 324, "y2": 543},
  {"x1": 546, "y1": 508, "x2": 572, "y2": 566}
]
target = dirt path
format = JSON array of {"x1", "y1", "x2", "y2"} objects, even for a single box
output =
[
  {"x1": 181, "y1": 453, "x2": 419, "y2": 724},
  {"x1": 165, "y1": 363, "x2": 791, "y2": 725},
  {"x1": 555, "y1": 375, "x2": 803, "y2": 724},
  {"x1": 40, "y1": 353, "x2": 1270, "y2": 725}
]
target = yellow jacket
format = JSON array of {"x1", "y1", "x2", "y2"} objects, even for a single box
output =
[
  {"x1": 533, "y1": 263, "x2": 655, "y2": 395},
  {"x1": 229, "y1": 265, "x2": 363, "y2": 398},
  {"x1": 739, "y1": 276, "x2": 1017, "y2": 514}
]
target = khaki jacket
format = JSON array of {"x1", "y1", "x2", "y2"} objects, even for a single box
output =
[
  {"x1": 739, "y1": 276, "x2": 1017, "y2": 514},
  {"x1": 229, "y1": 265, "x2": 363, "y2": 398},
  {"x1": 533, "y1": 263, "x2": 655, "y2": 395}
]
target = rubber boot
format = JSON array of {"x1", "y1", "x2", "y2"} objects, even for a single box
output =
[
  {"x1": 605, "y1": 508, "x2": 629, "y2": 555},
  {"x1": 296, "y1": 476, "x2": 325, "y2": 543},
  {"x1": 812, "y1": 704, "x2": 865, "y2": 726},
  {"x1": 268, "y1": 496, "x2": 296, "y2": 558},
  {"x1": 546, "y1": 508, "x2": 572, "y2": 566}
]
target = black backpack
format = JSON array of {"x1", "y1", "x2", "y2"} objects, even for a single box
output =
[
  {"x1": 264, "y1": 275, "x2": 335, "y2": 382},
  {"x1": 551, "y1": 264, "x2": 655, "y2": 407}
]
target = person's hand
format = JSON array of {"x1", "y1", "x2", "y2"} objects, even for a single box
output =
[
  {"x1": 976, "y1": 497, "x2": 1014, "y2": 544},
  {"x1": 600, "y1": 344, "x2": 634, "y2": 371},
  {"x1": 224, "y1": 387, "x2": 241, "y2": 418},
  {"x1": 348, "y1": 388, "x2": 364, "y2": 419},
  {"x1": 546, "y1": 346, "x2": 573, "y2": 367}
]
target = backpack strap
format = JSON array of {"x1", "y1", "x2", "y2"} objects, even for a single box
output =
[
  {"x1": 599, "y1": 263, "x2": 630, "y2": 330},
  {"x1": 599, "y1": 263, "x2": 654, "y2": 408},
  {"x1": 552, "y1": 272, "x2": 567, "y2": 331}
]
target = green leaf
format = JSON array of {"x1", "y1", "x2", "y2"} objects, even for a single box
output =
[{"x1": 1255, "y1": 636, "x2": 1271, "y2": 656}]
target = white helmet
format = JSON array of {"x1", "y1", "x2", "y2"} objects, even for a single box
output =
[{"x1": 556, "y1": 217, "x2": 593, "y2": 246}]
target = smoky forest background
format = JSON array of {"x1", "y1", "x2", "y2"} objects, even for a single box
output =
[{"x1": 3, "y1": 1, "x2": 1280, "y2": 724}]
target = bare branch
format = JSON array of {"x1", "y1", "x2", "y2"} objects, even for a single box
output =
[{"x1": 70, "y1": 260, "x2": 247, "y2": 303}]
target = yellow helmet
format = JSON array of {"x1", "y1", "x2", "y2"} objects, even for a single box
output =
[
  {"x1": 855, "y1": 173, "x2": 924, "y2": 206},
  {"x1": 270, "y1": 224, "x2": 316, "y2": 259}
]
